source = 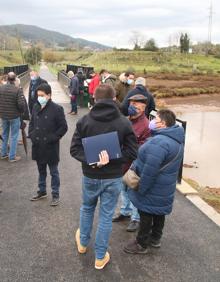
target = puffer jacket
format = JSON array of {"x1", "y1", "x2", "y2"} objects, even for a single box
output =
[
  {"x1": 128, "y1": 125, "x2": 185, "y2": 215},
  {"x1": 0, "y1": 83, "x2": 25, "y2": 119}
]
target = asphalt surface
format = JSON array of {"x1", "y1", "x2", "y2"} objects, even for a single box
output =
[{"x1": 0, "y1": 67, "x2": 220, "y2": 282}]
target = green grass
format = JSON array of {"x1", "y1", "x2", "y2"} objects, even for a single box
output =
[
  {"x1": 1, "y1": 49, "x2": 220, "y2": 76},
  {"x1": 48, "y1": 50, "x2": 220, "y2": 75}
]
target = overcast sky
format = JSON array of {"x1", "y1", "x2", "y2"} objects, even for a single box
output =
[{"x1": 0, "y1": 0, "x2": 219, "y2": 48}]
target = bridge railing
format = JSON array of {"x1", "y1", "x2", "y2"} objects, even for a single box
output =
[
  {"x1": 57, "y1": 70, "x2": 70, "y2": 95},
  {"x1": 149, "y1": 110, "x2": 187, "y2": 184},
  {"x1": 18, "y1": 71, "x2": 30, "y2": 89}
]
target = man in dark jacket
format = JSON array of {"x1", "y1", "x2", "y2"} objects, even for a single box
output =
[
  {"x1": 67, "y1": 71, "x2": 79, "y2": 115},
  {"x1": 29, "y1": 83, "x2": 68, "y2": 206},
  {"x1": 121, "y1": 77, "x2": 155, "y2": 118},
  {"x1": 113, "y1": 94, "x2": 151, "y2": 232},
  {"x1": 28, "y1": 71, "x2": 47, "y2": 114},
  {"x1": 70, "y1": 84, "x2": 137, "y2": 270},
  {"x1": 124, "y1": 109, "x2": 184, "y2": 254},
  {"x1": 0, "y1": 72, "x2": 25, "y2": 162}
]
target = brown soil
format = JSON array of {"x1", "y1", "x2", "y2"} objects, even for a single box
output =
[{"x1": 146, "y1": 74, "x2": 220, "y2": 92}]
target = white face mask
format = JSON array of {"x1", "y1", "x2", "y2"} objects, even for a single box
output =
[{"x1": 38, "y1": 96, "x2": 47, "y2": 106}]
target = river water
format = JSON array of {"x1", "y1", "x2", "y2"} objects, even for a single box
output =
[{"x1": 165, "y1": 95, "x2": 220, "y2": 188}]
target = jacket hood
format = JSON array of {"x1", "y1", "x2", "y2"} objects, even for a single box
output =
[
  {"x1": 90, "y1": 99, "x2": 121, "y2": 122},
  {"x1": 152, "y1": 125, "x2": 185, "y2": 144},
  {"x1": 105, "y1": 74, "x2": 117, "y2": 81}
]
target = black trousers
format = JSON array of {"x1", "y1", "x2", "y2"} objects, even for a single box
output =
[{"x1": 136, "y1": 210, "x2": 165, "y2": 248}]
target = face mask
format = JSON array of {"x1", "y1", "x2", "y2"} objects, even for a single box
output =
[
  {"x1": 128, "y1": 104, "x2": 138, "y2": 116},
  {"x1": 127, "y1": 79, "x2": 133, "y2": 85},
  {"x1": 38, "y1": 96, "x2": 47, "y2": 106},
  {"x1": 31, "y1": 76, "x2": 37, "y2": 81},
  {"x1": 149, "y1": 119, "x2": 157, "y2": 130}
]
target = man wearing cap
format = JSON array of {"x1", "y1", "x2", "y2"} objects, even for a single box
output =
[
  {"x1": 113, "y1": 94, "x2": 151, "y2": 232},
  {"x1": 121, "y1": 77, "x2": 155, "y2": 118}
]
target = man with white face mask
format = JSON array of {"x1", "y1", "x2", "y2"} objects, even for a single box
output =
[
  {"x1": 28, "y1": 71, "x2": 47, "y2": 114},
  {"x1": 29, "y1": 83, "x2": 68, "y2": 206}
]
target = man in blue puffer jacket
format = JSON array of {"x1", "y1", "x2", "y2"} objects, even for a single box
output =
[{"x1": 124, "y1": 109, "x2": 185, "y2": 254}]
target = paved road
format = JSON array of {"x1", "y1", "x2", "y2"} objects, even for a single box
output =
[{"x1": 0, "y1": 66, "x2": 220, "y2": 282}]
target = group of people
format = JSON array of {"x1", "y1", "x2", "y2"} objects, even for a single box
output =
[
  {"x1": 0, "y1": 68, "x2": 184, "y2": 270},
  {"x1": 66, "y1": 68, "x2": 156, "y2": 117}
]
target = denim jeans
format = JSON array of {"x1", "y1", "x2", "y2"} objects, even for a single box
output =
[
  {"x1": 71, "y1": 95, "x2": 77, "y2": 113},
  {"x1": 1, "y1": 117, "x2": 21, "y2": 160},
  {"x1": 80, "y1": 176, "x2": 122, "y2": 259},
  {"x1": 120, "y1": 184, "x2": 140, "y2": 221},
  {"x1": 37, "y1": 162, "x2": 60, "y2": 198}
]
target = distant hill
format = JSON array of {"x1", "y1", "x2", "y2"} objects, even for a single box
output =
[{"x1": 0, "y1": 24, "x2": 110, "y2": 50}]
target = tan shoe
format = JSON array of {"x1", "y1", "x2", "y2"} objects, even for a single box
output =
[
  {"x1": 75, "y1": 228, "x2": 87, "y2": 254},
  {"x1": 95, "y1": 252, "x2": 110, "y2": 270},
  {"x1": 9, "y1": 156, "x2": 21, "y2": 163}
]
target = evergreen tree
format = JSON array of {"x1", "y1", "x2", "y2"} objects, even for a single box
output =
[
  {"x1": 180, "y1": 33, "x2": 190, "y2": 53},
  {"x1": 24, "y1": 46, "x2": 42, "y2": 65}
]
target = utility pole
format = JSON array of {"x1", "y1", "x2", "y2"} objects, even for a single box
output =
[
  {"x1": 16, "y1": 29, "x2": 25, "y2": 64},
  {"x1": 208, "y1": 2, "x2": 213, "y2": 43}
]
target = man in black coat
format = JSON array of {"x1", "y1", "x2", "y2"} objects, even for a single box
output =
[
  {"x1": 70, "y1": 84, "x2": 137, "y2": 269},
  {"x1": 28, "y1": 71, "x2": 47, "y2": 114},
  {"x1": 29, "y1": 83, "x2": 68, "y2": 206}
]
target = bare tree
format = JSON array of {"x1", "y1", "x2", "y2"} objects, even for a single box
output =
[{"x1": 129, "y1": 31, "x2": 145, "y2": 50}]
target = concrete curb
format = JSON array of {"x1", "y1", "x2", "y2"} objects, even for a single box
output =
[{"x1": 177, "y1": 180, "x2": 220, "y2": 227}]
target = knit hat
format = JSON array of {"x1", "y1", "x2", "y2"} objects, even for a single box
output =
[{"x1": 135, "y1": 77, "x2": 146, "y2": 86}]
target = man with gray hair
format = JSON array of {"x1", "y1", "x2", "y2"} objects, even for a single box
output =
[{"x1": 0, "y1": 72, "x2": 25, "y2": 162}]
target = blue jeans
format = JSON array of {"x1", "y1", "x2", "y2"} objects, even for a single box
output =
[
  {"x1": 120, "y1": 184, "x2": 140, "y2": 222},
  {"x1": 37, "y1": 162, "x2": 60, "y2": 198},
  {"x1": 80, "y1": 176, "x2": 122, "y2": 259},
  {"x1": 1, "y1": 117, "x2": 20, "y2": 160},
  {"x1": 71, "y1": 95, "x2": 77, "y2": 113}
]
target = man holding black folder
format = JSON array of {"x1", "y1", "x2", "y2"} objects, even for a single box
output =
[{"x1": 70, "y1": 84, "x2": 137, "y2": 270}]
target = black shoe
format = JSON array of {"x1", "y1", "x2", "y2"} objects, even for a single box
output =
[
  {"x1": 124, "y1": 240, "x2": 148, "y2": 254},
  {"x1": 150, "y1": 238, "x2": 161, "y2": 248},
  {"x1": 30, "y1": 192, "x2": 47, "y2": 201},
  {"x1": 50, "y1": 197, "x2": 60, "y2": 206},
  {"x1": 126, "y1": 220, "x2": 140, "y2": 232},
  {"x1": 112, "y1": 214, "x2": 130, "y2": 222}
]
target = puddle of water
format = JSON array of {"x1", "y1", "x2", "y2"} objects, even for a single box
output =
[{"x1": 175, "y1": 111, "x2": 220, "y2": 187}]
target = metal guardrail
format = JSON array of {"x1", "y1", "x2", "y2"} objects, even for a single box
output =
[
  {"x1": 57, "y1": 70, "x2": 70, "y2": 94},
  {"x1": 18, "y1": 71, "x2": 30, "y2": 89},
  {"x1": 149, "y1": 110, "x2": 187, "y2": 184},
  {"x1": 4, "y1": 64, "x2": 29, "y2": 76}
]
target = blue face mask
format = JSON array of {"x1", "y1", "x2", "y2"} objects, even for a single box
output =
[
  {"x1": 31, "y1": 76, "x2": 37, "y2": 81},
  {"x1": 38, "y1": 96, "x2": 47, "y2": 106},
  {"x1": 127, "y1": 79, "x2": 134, "y2": 85},
  {"x1": 128, "y1": 104, "x2": 138, "y2": 116},
  {"x1": 149, "y1": 119, "x2": 157, "y2": 130}
]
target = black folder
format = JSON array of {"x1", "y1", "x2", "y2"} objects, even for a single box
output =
[{"x1": 82, "y1": 131, "x2": 122, "y2": 165}]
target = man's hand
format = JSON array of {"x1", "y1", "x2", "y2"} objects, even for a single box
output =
[{"x1": 97, "y1": 150, "x2": 109, "y2": 167}]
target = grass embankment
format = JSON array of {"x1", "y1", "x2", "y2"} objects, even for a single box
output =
[
  {"x1": 184, "y1": 178, "x2": 220, "y2": 213},
  {"x1": 48, "y1": 50, "x2": 220, "y2": 74}
]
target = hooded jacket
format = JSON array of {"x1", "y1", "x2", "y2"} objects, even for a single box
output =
[
  {"x1": 121, "y1": 85, "x2": 155, "y2": 118},
  {"x1": 70, "y1": 99, "x2": 138, "y2": 179},
  {"x1": 102, "y1": 74, "x2": 117, "y2": 88},
  {"x1": 128, "y1": 125, "x2": 185, "y2": 215}
]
